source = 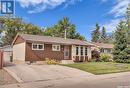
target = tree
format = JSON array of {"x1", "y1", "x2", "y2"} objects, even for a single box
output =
[
  {"x1": 2, "y1": 17, "x2": 42, "y2": 45},
  {"x1": 91, "y1": 23, "x2": 100, "y2": 42},
  {"x1": 43, "y1": 17, "x2": 85, "y2": 40},
  {"x1": 21, "y1": 23, "x2": 42, "y2": 35},
  {"x1": 113, "y1": 21, "x2": 128, "y2": 62},
  {"x1": 126, "y1": 4, "x2": 130, "y2": 42},
  {"x1": 126, "y1": 4, "x2": 130, "y2": 21},
  {"x1": 105, "y1": 33, "x2": 114, "y2": 43},
  {"x1": 99, "y1": 26, "x2": 108, "y2": 43},
  {"x1": 2, "y1": 18, "x2": 24, "y2": 45},
  {"x1": 101, "y1": 26, "x2": 107, "y2": 42}
]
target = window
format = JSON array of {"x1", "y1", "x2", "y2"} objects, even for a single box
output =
[
  {"x1": 33, "y1": 44, "x2": 37, "y2": 49},
  {"x1": 107, "y1": 49, "x2": 112, "y2": 53},
  {"x1": 32, "y1": 43, "x2": 44, "y2": 50},
  {"x1": 38, "y1": 45, "x2": 43, "y2": 49},
  {"x1": 76, "y1": 47, "x2": 79, "y2": 55},
  {"x1": 85, "y1": 48, "x2": 87, "y2": 55},
  {"x1": 100, "y1": 48, "x2": 104, "y2": 53},
  {"x1": 81, "y1": 47, "x2": 83, "y2": 55},
  {"x1": 52, "y1": 45, "x2": 60, "y2": 51}
]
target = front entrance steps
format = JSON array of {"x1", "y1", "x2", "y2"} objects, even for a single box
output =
[{"x1": 61, "y1": 60, "x2": 74, "y2": 64}]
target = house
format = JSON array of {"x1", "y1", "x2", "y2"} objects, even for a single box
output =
[
  {"x1": 12, "y1": 34, "x2": 93, "y2": 63},
  {"x1": 2, "y1": 45, "x2": 13, "y2": 63},
  {"x1": 92, "y1": 42, "x2": 114, "y2": 54}
]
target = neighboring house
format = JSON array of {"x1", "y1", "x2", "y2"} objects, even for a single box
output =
[
  {"x1": 0, "y1": 45, "x2": 13, "y2": 63},
  {"x1": 12, "y1": 34, "x2": 93, "y2": 63},
  {"x1": 92, "y1": 42, "x2": 114, "y2": 54},
  {"x1": 3, "y1": 45, "x2": 13, "y2": 62}
]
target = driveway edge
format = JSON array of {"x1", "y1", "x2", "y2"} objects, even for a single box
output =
[{"x1": 3, "y1": 67, "x2": 23, "y2": 83}]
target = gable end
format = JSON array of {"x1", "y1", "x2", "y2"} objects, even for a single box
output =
[{"x1": 12, "y1": 35, "x2": 26, "y2": 45}]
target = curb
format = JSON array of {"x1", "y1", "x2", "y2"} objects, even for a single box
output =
[{"x1": 3, "y1": 67, "x2": 23, "y2": 83}]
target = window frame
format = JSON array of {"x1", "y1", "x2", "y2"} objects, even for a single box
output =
[
  {"x1": 76, "y1": 46, "x2": 79, "y2": 56},
  {"x1": 32, "y1": 43, "x2": 44, "y2": 50},
  {"x1": 85, "y1": 47, "x2": 88, "y2": 55},
  {"x1": 52, "y1": 44, "x2": 61, "y2": 51},
  {"x1": 80, "y1": 47, "x2": 83, "y2": 56}
]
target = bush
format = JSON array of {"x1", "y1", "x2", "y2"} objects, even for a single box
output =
[
  {"x1": 91, "y1": 50, "x2": 101, "y2": 62},
  {"x1": 115, "y1": 59, "x2": 130, "y2": 63},
  {"x1": 92, "y1": 50, "x2": 100, "y2": 59},
  {"x1": 45, "y1": 58, "x2": 59, "y2": 65},
  {"x1": 100, "y1": 53, "x2": 112, "y2": 62},
  {"x1": 125, "y1": 59, "x2": 130, "y2": 63}
]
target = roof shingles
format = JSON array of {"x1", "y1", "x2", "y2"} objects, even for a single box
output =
[
  {"x1": 92, "y1": 42, "x2": 114, "y2": 49},
  {"x1": 18, "y1": 34, "x2": 92, "y2": 46}
]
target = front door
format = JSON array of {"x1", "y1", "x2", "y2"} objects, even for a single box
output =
[{"x1": 64, "y1": 46, "x2": 69, "y2": 59}]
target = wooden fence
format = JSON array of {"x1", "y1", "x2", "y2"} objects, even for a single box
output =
[{"x1": 0, "y1": 51, "x2": 3, "y2": 69}]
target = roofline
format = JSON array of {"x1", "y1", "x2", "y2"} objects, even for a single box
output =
[
  {"x1": 11, "y1": 34, "x2": 19, "y2": 45},
  {"x1": 26, "y1": 40, "x2": 90, "y2": 46},
  {"x1": 91, "y1": 42, "x2": 114, "y2": 48},
  {"x1": 12, "y1": 34, "x2": 93, "y2": 46},
  {"x1": 11, "y1": 33, "x2": 26, "y2": 45}
]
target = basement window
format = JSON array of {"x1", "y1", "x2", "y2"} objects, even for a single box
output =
[
  {"x1": 52, "y1": 44, "x2": 61, "y2": 51},
  {"x1": 32, "y1": 43, "x2": 44, "y2": 50}
]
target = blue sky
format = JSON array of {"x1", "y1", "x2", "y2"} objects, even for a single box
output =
[{"x1": 15, "y1": 0, "x2": 130, "y2": 41}]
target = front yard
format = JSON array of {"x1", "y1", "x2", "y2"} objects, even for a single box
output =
[{"x1": 63, "y1": 62, "x2": 130, "y2": 75}]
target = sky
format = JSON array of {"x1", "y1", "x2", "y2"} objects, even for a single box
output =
[{"x1": 13, "y1": 0, "x2": 130, "y2": 41}]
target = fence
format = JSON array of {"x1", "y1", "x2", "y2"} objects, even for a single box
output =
[{"x1": 0, "y1": 51, "x2": 3, "y2": 69}]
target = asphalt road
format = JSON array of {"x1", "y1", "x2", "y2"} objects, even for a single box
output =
[{"x1": 1, "y1": 72, "x2": 130, "y2": 88}]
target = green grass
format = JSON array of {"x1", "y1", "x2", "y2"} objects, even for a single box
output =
[{"x1": 63, "y1": 62, "x2": 130, "y2": 75}]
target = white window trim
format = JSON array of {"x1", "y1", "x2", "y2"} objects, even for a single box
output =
[
  {"x1": 85, "y1": 47, "x2": 88, "y2": 56},
  {"x1": 75, "y1": 46, "x2": 88, "y2": 56},
  {"x1": 32, "y1": 43, "x2": 44, "y2": 50},
  {"x1": 52, "y1": 44, "x2": 61, "y2": 51},
  {"x1": 76, "y1": 46, "x2": 79, "y2": 56}
]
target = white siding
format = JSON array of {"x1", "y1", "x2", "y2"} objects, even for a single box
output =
[
  {"x1": 71, "y1": 45, "x2": 76, "y2": 60},
  {"x1": 13, "y1": 42, "x2": 26, "y2": 61},
  {"x1": 87, "y1": 46, "x2": 91, "y2": 60}
]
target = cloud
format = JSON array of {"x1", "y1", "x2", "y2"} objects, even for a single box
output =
[
  {"x1": 109, "y1": 0, "x2": 130, "y2": 18},
  {"x1": 17, "y1": 0, "x2": 82, "y2": 13},
  {"x1": 101, "y1": 19, "x2": 121, "y2": 32},
  {"x1": 101, "y1": 0, "x2": 130, "y2": 32}
]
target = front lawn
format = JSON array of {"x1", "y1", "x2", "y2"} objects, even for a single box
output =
[{"x1": 63, "y1": 62, "x2": 130, "y2": 75}]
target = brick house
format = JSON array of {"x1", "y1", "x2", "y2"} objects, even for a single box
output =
[{"x1": 12, "y1": 34, "x2": 93, "y2": 63}]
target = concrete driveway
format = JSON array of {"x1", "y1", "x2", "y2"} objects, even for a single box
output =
[
  {"x1": 1, "y1": 69, "x2": 130, "y2": 88},
  {"x1": 4, "y1": 64, "x2": 94, "y2": 83}
]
